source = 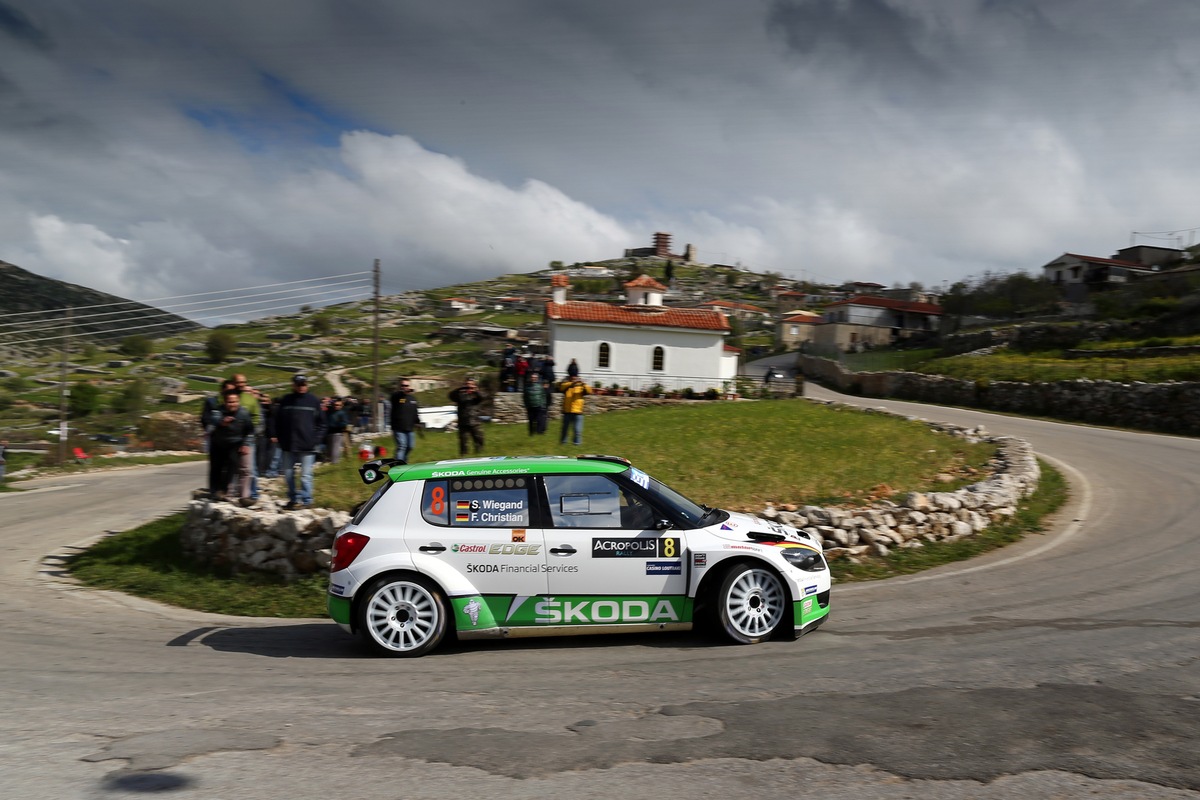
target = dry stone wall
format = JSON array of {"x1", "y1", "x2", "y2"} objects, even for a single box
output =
[
  {"x1": 799, "y1": 354, "x2": 1200, "y2": 436},
  {"x1": 179, "y1": 397, "x2": 1042, "y2": 579},
  {"x1": 179, "y1": 492, "x2": 351, "y2": 581},
  {"x1": 764, "y1": 401, "x2": 1040, "y2": 563}
]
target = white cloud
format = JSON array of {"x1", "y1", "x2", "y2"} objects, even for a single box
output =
[{"x1": 2, "y1": 0, "x2": 1199, "y2": 308}]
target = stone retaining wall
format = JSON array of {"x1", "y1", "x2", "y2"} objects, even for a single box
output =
[
  {"x1": 799, "y1": 354, "x2": 1200, "y2": 436},
  {"x1": 179, "y1": 491, "x2": 351, "y2": 580},
  {"x1": 766, "y1": 401, "x2": 1040, "y2": 562},
  {"x1": 178, "y1": 398, "x2": 1042, "y2": 579},
  {"x1": 487, "y1": 392, "x2": 681, "y2": 424}
]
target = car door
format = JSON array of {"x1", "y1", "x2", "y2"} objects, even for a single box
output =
[
  {"x1": 537, "y1": 473, "x2": 688, "y2": 628},
  {"x1": 414, "y1": 475, "x2": 547, "y2": 630}
]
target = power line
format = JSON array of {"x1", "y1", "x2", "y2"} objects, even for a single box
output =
[
  {"x1": 0, "y1": 286, "x2": 372, "y2": 348},
  {"x1": 0, "y1": 276, "x2": 373, "y2": 334},
  {"x1": 0, "y1": 270, "x2": 372, "y2": 321}
]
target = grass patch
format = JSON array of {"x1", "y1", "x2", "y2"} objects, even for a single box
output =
[
  {"x1": 312, "y1": 400, "x2": 998, "y2": 512},
  {"x1": 919, "y1": 350, "x2": 1200, "y2": 383},
  {"x1": 69, "y1": 513, "x2": 328, "y2": 617},
  {"x1": 831, "y1": 459, "x2": 1066, "y2": 581},
  {"x1": 64, "y1": 399, "x2": 1063, "y2": 619}
]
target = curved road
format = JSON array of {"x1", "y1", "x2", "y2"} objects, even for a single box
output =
[{"x1": 2, "y1": 390, "x2": 1198, "y2": 800}]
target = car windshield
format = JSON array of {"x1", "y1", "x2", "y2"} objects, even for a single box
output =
[{"x1": 635, "y1": 471, "x2": 720, "y2": 528}]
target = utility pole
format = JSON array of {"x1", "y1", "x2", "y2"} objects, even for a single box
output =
[
  {"x1": 371, "y1": 259, "x2": 381, "y2": 433},
  {"x1": 58, "y1": 307, "x2": 71, "y2": 465}
]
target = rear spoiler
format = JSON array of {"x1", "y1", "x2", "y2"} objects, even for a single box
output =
[{"x1": 359, "y1": 458, "x2": 406, "y2": 485}]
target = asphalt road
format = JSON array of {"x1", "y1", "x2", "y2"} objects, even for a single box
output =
[{"x1": 2, "y1": 389, "x2": 1198, "y2": 800}]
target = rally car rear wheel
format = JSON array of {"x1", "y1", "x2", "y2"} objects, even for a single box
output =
[
  {"x1": 358, "y1": 574, "x2": 448, "y2": 657},
  {"x1": 716, "y1": 563, "x2": 787, "y2": 644}
]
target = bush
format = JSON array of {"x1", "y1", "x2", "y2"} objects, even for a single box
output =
[
  {"x1": 703, "y1": 388, "x2": 720, "y2": 400},
  {"x1": 205, "y1": 331, "x2": 237, "y2": 363},
  {"x1": 119, "y1": 335, "x2": 154, "y2": 358},
  {"x1": 68, "y1": 382, "x2": 101, "y2": 418}
]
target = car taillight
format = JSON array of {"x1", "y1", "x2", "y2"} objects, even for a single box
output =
[{"x1": 331, "y1": 532, "x2": 370, "y2": 572}]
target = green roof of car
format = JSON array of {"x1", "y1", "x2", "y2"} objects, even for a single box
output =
[{"x1": 387, "y1": 455, "x2": 632, "y2": 482}]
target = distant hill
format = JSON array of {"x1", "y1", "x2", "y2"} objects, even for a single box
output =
[{"x1": 0, "y1": 259, "x2": 199, "y2": 352}]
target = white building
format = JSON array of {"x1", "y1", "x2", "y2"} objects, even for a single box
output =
[{"x1": 545, "y1": 274, "x2": 737, "y2": 392}]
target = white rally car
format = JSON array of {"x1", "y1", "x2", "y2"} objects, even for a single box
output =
[{"x1": 327, "y1": 455, "x2": 831, "y2": 657}]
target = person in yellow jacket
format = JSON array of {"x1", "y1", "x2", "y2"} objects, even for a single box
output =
[{"x1": 557, "y1": 376, "x2": 591, "y2": 445}]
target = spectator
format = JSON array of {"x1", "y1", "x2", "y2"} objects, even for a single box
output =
[
  {"x1": 389, "y1": 378, "x2": 420, "y2": 463},
  {"x1": 499, "y1": 344, "x2": 516, "y2": 392},
  {"x1": 539, "y1": 355, "x2": 556, "y2": 405},
  {"x1": 514, "y1": 353, "x2": 529, "y2": 392},
  {"x1": 258, "y1": 393, "x2": 278, "y2": 477},
  {"x1": 200, "y1": 379, "x2": 235, "y2": 457},
  {"x1": 201, "y1": 380, "x2": 236, "y2": 495},
  {"x1": 271, "y1": 373, "x2": 326, "y2": 510},
  {"x1": 0, "y1": 438, "x2": 7, "y2": 486},
  {"x1": 567, "y1": 358, "x2": 580, "y2": 378},
  {"x1": 325, "y1": 398, "x2": 349, "y2": 464},
  {"x1": 557, "y1": 374, "x2": 591, "y2": 446},
  {"x1": 206, "y1": 388, "x2": 254, "y2": 504},
  {"x1": 448, "y1": 376, "x2": 486, "y2": 456},
  {"x1": 231, "y1": 373, "x2": 262, "y2": 501},
  {"x1": 523, "y1": 373, "x2": 548, "y2": 435}
]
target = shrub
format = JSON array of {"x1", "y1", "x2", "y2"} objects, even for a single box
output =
[
  {"x1": 204, "y1": 331, "x2": 237, "y2": 364},
  {"x1": 68, "y1": 382, "x2": 102, "y2": 418},
  {"x1": 119, "y1": 335, "x2": 154, "y2": 358}
]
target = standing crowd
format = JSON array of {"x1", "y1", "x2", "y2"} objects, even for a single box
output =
[
  {"x1": 199, "y1": 353, "x2": 595, "y2": 509},
  {"x1": 199, "y1": 373, "x2": 397, "y2": 511}
]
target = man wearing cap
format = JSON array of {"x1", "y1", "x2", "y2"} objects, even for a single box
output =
[{"x1": 270, "y1": 373, "x2": 326, "y2": 510}]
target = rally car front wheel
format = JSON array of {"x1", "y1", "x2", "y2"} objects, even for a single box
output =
[
  {"x1": 358, "y1": 574, "x2": 449, "y2": 657},
  {"x1": 715, "y1": 563, "x2": 787, "y2": 645}
]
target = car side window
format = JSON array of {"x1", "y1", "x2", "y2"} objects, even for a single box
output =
[
  {"x1": 544, "y1": 474, "x2": 652, "y2": 529},
  {"x1": 420, "y1": 477, "x2": 531, "y2": 527}
]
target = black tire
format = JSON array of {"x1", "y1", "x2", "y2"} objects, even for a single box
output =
[
  {"x1": 714, "y1": 562, "x2": 787, "y2": 645},
  {"x1": 357, "y1": 573, "x2": 449, "y2": 657}
]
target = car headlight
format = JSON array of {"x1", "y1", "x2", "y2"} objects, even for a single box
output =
[{"x1": 781, "y1": 548, "x2": 826, "y2": 572}]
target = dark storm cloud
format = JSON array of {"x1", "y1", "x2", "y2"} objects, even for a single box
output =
[
  {"x1": 767, "y1": 0, "x2": 946, "y2": 84},
  {"x1": 2, "y1": 0, "x2": 1200, "y2": 305},
  {"x1": 0, "y1": 0, "x2": 51, "y2": 49}
]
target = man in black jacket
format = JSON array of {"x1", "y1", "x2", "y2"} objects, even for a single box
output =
[
  {"x1": 389, "y1": 378, "x2": 420, "y2": 463},
  {"x1": 448, "y1": 376, "x2": 486, "y2": 457},
  {"x1": 271, "y1": 373, "x2": 326, "y2": 510},
  {"x1": 206, "y1": 388, "x2": 255, "y2": 504}
]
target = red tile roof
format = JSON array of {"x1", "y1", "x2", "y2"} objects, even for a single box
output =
[
  {"x1": 624, "y1": 274, "x2": 668, "y2": 290},
  {"x1": 824, "y1": 295, "x2": 943, "y2": 314},
  {"x1": 1061, "y1": 253, "x2": 1156, "y2": 269},
  {"x1": 782, "y1": 314, "x2": 821, "y2": 324},
  {"x1": 723, "y1": 344, "x2": 742, "y2": 353},
  {"x1": 545, "y1": 301, "x2": 730, "y2": 332}
]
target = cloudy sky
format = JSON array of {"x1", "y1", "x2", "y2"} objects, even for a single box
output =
[{"x1": 2, "y1": 0, "x2": 1198, "y2": 320}]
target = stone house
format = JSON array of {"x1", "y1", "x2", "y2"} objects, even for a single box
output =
[{"x1": 811, "y1": 295, "x2": 942, "y2": 352}]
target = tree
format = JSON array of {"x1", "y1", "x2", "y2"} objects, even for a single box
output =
[
  {"x1": 111, "y1": 379, "x2": 145, "y2": 417},
  {"x1": 119, "y1": 334, "x2": 153, "y2": 358},
  {"x1": 205, "y1": 331, "x2": 237, "y2": 363},
  {"x1": 548, "y1": 260, "x2": 564, "y2": 269},
  {"x1": 311, "y1": 316, "x2": 332, "y2": 336},
  {"x1": 69, "y1": 382, "x2": 101, "y2": 418},
  {"x1": 664, "y1": 260, "x2": 675, "y2": 283}
]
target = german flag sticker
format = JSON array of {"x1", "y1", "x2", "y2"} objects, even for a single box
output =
[{"x1": 455, "y1": 500, "x2": 471, "y2": 511}]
